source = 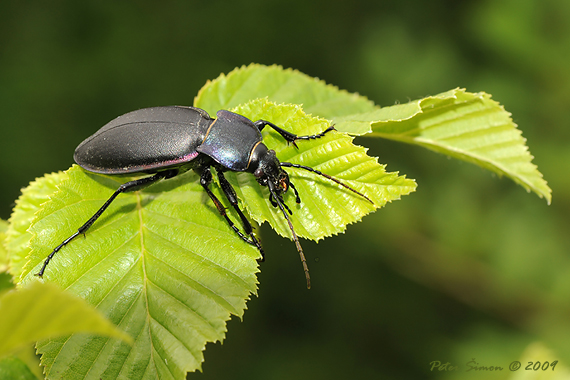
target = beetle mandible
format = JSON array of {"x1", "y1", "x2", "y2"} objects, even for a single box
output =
[{"x1": 37, "y1": 106, "x2": 373, "y2": 288}]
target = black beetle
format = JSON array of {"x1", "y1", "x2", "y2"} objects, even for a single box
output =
[{"x1": 37, "y1": 106, "x2": 373, "y2": 288}]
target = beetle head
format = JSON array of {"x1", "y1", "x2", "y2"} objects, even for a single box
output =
[
  {"x1": 246, "y1": 135, "x2": 373, "y2": 290},
  {"x1": 249, "y1": 142, "x2": 310, "y2": 287},
  {"x1": 250, "y1": 143, "x2": 290, "y2": 194}
]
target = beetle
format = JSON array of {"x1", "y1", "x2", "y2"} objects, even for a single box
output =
[{"x1": 36, "y1": 106, "x2": 373, "y2": 288}]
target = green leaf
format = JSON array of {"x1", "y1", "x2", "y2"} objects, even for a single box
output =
[
  {"x1": 0, "y1": 281, "x2": 132, "y2": 359},
  {"x1": 6, "y1": 172, "x2": 68, "y2": 281},
  {"x1": 196, "y1": 65, "x2": 549, "y2": 202},
  {"x1": 195, "y1": 65, "x2": 415, "y2": 238},
  {"x1": 11, "y1": 345, "x2": 43, "y2": 380},
  {"x1": 16, "y1": 98, "x2": 411, "y2": 379},
  {"x1": 195, "y1": 63, "x2": 376, "y2": 119},
  {"x1": 0, "y1": 219, "x2": 9, "y2": 273},
  {"x1": 8, "y1": 64, "x2": 549, "y2": 379},
  {"x1": 0, "y1": 356, "x2": 38, "y2": 380},
  {"x1": 334, "y1": 88, "x2": 551, "y2": 203},
  {"x1": 19, "y1": 165, "x2": 260, "y2": 379},
  {"x1": 226, "y1": 99, "x2": 416, "y2": 240}
]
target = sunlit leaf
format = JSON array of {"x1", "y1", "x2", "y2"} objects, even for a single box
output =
[
  {"x1": 0, "y1": 219, "x2": 8, "y2": 273},
  {"x1": 195, "y1": 63, "x2": 376, "y2": 119},
  {"x1": 15, "y1": 97, "x2": 411, "y2": 379},
  {"x1": 0, "y1": 281, "x2": 131, "y2": 358},
  {"x1": 225, "y1": 99, "x2": 416, "y2": 240},
  {"x1": 5, "y1": 172, "x2": 67, "y2": 280},
  {"x1": 19, "y1": 166, "x2": 260, "y2": 379},
  {"x1": 196, "y1": 66, "x2": 549, "y2": 203},
  {"x1": 334, "y1": 88, "x2": 551, "y2": 202},
  {"x1": 0, "y1": 356, "x2": 38, "y2": 380}
]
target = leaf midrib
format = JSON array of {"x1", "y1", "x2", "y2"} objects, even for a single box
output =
[{"x1": 138, "y1": 189, "x2": 171, "y2": 379}]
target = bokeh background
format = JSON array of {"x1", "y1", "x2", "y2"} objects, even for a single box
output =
[{"x1": 1, "y1": 0, "x2": 569, "y2": 379}]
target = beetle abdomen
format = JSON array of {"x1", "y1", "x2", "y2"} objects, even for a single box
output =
[{"x1": 74, "y1": 106, "x2": 212, "y2": 174}]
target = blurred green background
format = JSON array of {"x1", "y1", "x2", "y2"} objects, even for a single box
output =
[{"x1": 1, "y1": 0, "x2": 568, "y2": 379}]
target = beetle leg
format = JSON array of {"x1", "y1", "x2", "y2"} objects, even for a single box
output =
[
  {"x1": 200, "y1": 167, "x2": 265, "y2": 260},
  {"x1": 269, "y1": 193, "x2": 278, "y2": 208},
  {"x1": 36, "y1": 169, "x2": 178, "y2": 277},
  {"x1": 268, "y1": 191, "x2": 294, "y2": 215},
  {"x1": 292, "y1": 126, "x2": 336, "y2": 144},
  {"x1": 200, "y1": 167, "x2": 251, "y2": 243},
  {"x1": 254, "y1": 120, "x2": 335, "y2": 148},
  {"x1": 215, "y1": 169, "x2": 265, "y2": 260},
  {"x1": 289, "y1": 181, "x2": 301, "y2": 204},
  {"x1": 280, "y1": 195, "x2": 293, "y2": 215}
]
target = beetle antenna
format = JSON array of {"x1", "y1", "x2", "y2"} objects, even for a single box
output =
[
  {"x1": 267, "y1": 181, "x2": 311, "y2": 289},
  {"x1": 280, "y1": 162, "x2": 374, "y2": 204}
]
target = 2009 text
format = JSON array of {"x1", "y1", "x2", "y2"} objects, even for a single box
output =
[{"x1": 429, "y1": 359, "x2": 559, "y2": 372}]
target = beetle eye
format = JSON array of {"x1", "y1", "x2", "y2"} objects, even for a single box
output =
[{"x1": 254, "y1": 168, "x2": 264, "y2": 178}]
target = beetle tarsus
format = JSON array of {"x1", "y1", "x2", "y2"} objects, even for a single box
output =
[
  {"x1": 254, "y1": 121, "x2": 335, "y2": 149},
  {"x1": 36, "y1": 231, "x2": 81, "y2": 277},
  {"x1": 292, "y1": 125, "x2": 336, "y2": 145},
  {"x1": 289, "y1": 181, "x2": 301, "y2": 204}
]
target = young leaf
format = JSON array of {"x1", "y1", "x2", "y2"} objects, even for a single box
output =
[
  {"x1": 225, "y1": 99, "x2": 416, "y2": 240},
  {"x1": 0, "y1": 281, "x2": 132, "y2": 358},
  {"x1": 14, "y1": 97, "x2": 411, "y2": 378},
  {"x1": 333, "y1": 88, "x2": 551, "y2": 203},
  {"x1": 5, "y1": 172, "x2": 68, "y2": 280},
  {"x1": 0, "y1": 356, "x2": 38, "y2": 380},
  {"x1": 195, "y1": 63, "x2": 377, "y2": 118},
  {"x1": 196, "y1": 65, "x2": 549, "y2": 202},
  {"x1": 0, "y1": 219, "x2": 8, "y2": 273},
  {"x1": 18, "y1": 166, "x2": 260, "y2": 379},
  {"x1": 9, "y1": 344, "x2": 43, "y2": 380}
]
